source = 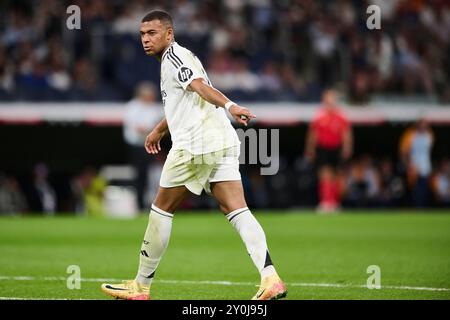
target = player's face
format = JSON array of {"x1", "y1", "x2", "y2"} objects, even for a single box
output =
[{"x1": 140, "y1": 20, "x2": 172, "y2": 56}]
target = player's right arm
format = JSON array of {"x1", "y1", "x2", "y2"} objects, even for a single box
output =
[
  {"x1": 166, "y1": 45, "x2": 256, "y2": 126},
  {"x1": 189, "y1": 78, "x2": 256, "y2": 126},
  {"x1": 145, "y1": 117, "x2": 168, "y2": 154}
]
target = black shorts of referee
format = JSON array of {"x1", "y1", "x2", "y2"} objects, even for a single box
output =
[{"x1": 315, "y1": 146, "x2": 342, "y2": 169}]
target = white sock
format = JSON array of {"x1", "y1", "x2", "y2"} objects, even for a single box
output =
[
  {"x1": 135, "y1": 204, "x2": 173, "y2": 286},
  {"x1": 226, "y1": 207, "x2": 277, "y2": 279}
]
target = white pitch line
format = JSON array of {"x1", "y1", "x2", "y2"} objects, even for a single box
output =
[
  {"x1": 287, "y1": 282, "x2": 450, "y2": 292},
  {"x1": 0, "y1": 275, "x2": 449, "y2": 292}
]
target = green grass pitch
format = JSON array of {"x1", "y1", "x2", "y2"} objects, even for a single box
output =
[{"x1": 0, "y1": 210, "x2": 449, "y2": 300}]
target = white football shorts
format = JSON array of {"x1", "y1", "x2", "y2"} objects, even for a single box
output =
[{"x1": 159, "y1": 145, "x2": 241, "y2": 195}]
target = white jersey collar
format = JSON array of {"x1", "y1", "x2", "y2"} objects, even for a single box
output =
[{"x1": 161, "y1": 41, "x2": 176, "y2": 62}]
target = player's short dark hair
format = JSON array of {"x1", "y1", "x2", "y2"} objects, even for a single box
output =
[{"x1": 141, "y1": 10, "x2": 173, "y2": 28}]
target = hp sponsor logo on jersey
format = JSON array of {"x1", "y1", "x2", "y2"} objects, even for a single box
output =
[{"x1": 178, "y1": 67, "x2": 193, "y2": 83}]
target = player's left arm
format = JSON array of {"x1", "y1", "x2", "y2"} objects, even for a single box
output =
[{"x1": 188, "y1": 78, "x2": 256, "y2": 126}]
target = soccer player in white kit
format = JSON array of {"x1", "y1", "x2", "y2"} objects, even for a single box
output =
[{"x1": 101, "y1": 10, "x2": 287, "y2": 300}]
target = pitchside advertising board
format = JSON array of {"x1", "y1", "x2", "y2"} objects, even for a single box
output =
[{"x1": 1, "y1": 102, "x2": 450, "y2": 125}]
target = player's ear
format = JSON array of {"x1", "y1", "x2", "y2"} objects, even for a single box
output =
[{"x1": 166, "y1": 27, "x2": 173, "y2": 41}]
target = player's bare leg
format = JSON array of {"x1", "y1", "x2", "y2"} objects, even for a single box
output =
[
  {"x1": 153, "y1": 185, "x2": 192, "y2": 213},
  {"x1": 101, "y1": 186, "x2": 191, "y2": 300},
  {"x1": 210, "y1": 180, "x2": 287, "y2": 300}
]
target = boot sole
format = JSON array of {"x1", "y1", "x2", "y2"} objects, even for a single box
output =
[{"x1": 270, "y1": 290, "x2": 288, "y2": 300}]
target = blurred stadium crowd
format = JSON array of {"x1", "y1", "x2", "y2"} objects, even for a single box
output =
[{"x1": 0, "y1": 0, "x2": 449, "y2": 103}]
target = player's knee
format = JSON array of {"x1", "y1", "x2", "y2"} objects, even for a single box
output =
[
  {"x1": 219, "y1": 201, "x2": 248, "y2": 215},
  {"x1": 152, "y1": 196, "x2": 176, "y2": 214},
  {"x1": 152, "y1": 187, "x2": 189, "y2": 213},
  {"x1": 219, "y1": 204, "x2": 228, "y2": 215},
  {"x1": 152, "y1": 199, "x2": 176, "y2": 214}
]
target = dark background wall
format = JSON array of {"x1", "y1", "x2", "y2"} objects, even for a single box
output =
[{"x1": 2, "y1": 122, "x2": 449, "y2": 174}]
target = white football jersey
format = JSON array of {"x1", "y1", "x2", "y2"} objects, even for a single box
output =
[{"x1": 159, "y1": 41, "x2": 240, "y2": 155}]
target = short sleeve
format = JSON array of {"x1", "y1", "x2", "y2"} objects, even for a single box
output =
[{"x1": 167, "y1": 47, "x2": 205, "y2": 90}]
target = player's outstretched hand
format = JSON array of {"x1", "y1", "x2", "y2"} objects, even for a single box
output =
[
  {"x1": 229, "y1": 105, "x2": 256, "y2": 126},
  {"x1": 145, "y1": 129, "x2": 165, "y2": 154}
]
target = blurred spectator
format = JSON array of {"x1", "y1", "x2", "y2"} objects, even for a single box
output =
[
  {"x1": 0, "y1": 45, "x2": 14, "y2": 100},
  {"x1": 348, "y1": 35, "x2": 371, "y2": 104},
  {"x1": 69, "y1": 58, "x2": 120, "y2": 101},
  {"x1": 400, "y1": 119, "x2": 434, "y2": 207},
  {"x1": 46, "y1": 40, "x2": 71, "y2": 99},
  {"x1": 123, "y1": 82, "x2": 163, "y2": 210},
  {"x1": 259, "y1": 61, "x2": 282, "y2": 93},
  {"x1": 304, "y1": 89, "x2": 353, "y2": 212},
  {"x1": 367, "y1": 32, "x2": 394, "y2": 92},
  {"x1": 208, "y1": 55, "x2": 261, "y2": 100},
  {"x1": 431, "y1": 158, "x2": 450, "y2": 207},
  {"x1": 342, "y1": 160, "x2": 369, "y2": 208},
  {"x1": 2, "y1": 8, "x2": 36, "y2": 47},
  {"x1": 15, "y1": 41, "x2": 51, "y2": 101},
  {"x1": 72, "y1": 166, "x2": 107, "y2": 217},
  {"x1": 278, "y1": 63, "x2": 305, "y2": 101},
  {"x1": 341, "y1": 156, "x2": 381, "y2": 208},
  {"x1": 26, "y1": 163, "x2": 57, "y2": 214},
  {"x1": 378, "y1": 158, "x2": 406, "y2": 207},
  {"x1": 112, "y1": 1, "x2": 151, "y2": 35},
  {"x1": 396, "y1": 35, "x2": 434, "y2": 96},
  {"x1": 361, "y1": 155, "x2": 382, "y2": 203},
  {"x1": 309, "y1": 14, "x2": 339, "y2": 88},
  {"x1": 0, "y1": 173, "x2": 27, "y2": 214},
  {"x1": 228, "y1": 58, "x2": 260, "y2": 100},
  {"x1": 207, "y1": 49, "x2": 235, "y2": 92}
]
